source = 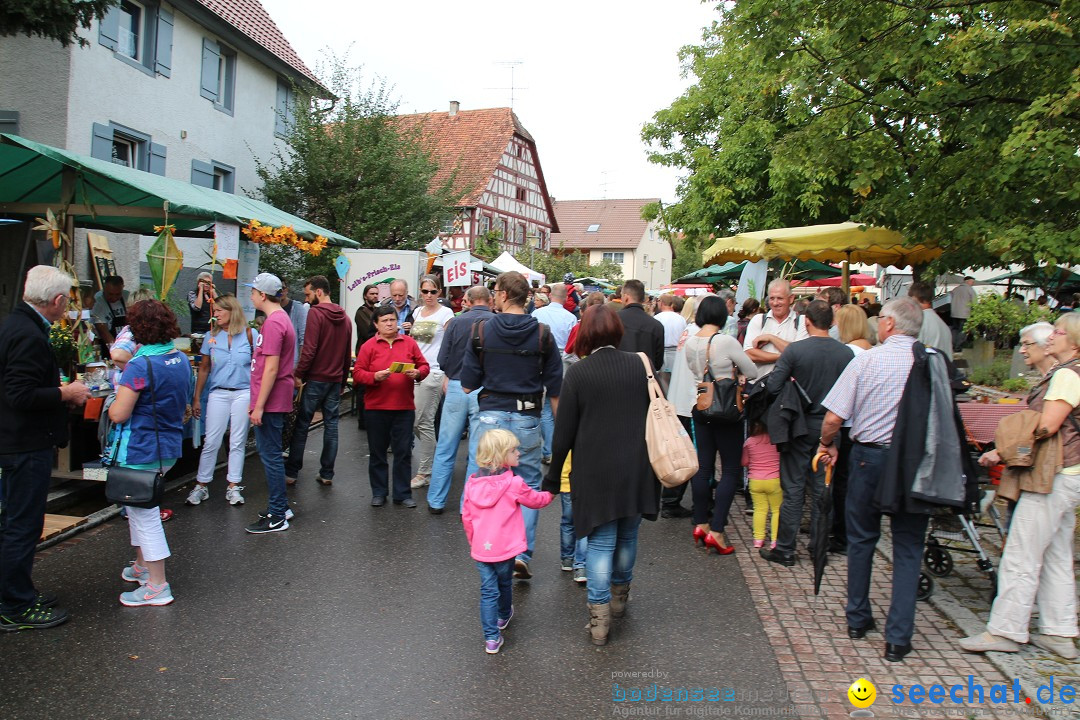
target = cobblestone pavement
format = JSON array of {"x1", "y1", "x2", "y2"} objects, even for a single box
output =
[{"x1": 726, "y1": 494, "x2": 1079, "y2": 719}]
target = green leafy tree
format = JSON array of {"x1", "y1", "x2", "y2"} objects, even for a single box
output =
[
  {"x1": 472, "y1": 229, "x2": 503, "y2": 262},
  {"x1": 516, "y1": 246, "x2": 624, "y2": 285},
  {"x1": 2, "y1": 0, "x2": 116, "y2": 47},
  {"x1": 643, "y1": 1, "x2": 1080, "y2": 271},
  {"x1": 256, "y1": 58, "x2": 463, "y2": 253}
]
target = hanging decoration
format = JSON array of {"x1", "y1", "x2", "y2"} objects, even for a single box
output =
[
  {"x1": 241, "y1": 220, "x2": 328, "y2": 256},
  {"x1": 334, "y1": 253, "x2": 351, "y2": 280},
  {"x1": 147, "y1": 222, "x2": 184, "y2": 300},
  {"x1": 36, "y1": 207, "x2": 95, "y2": 367}
]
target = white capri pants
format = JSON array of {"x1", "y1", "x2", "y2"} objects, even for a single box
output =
[
  {"x1": 196, "y1": 388, "x2": 251, "y2": 485},
  {"x1": 987, "y1": 471, "x2": 1080, "y2": 642},
  {"x1": 412, "y1": 370, "x2": 444, "y2": 477},
  {"x1": 125, "y1": 461, "x2": 175, "y2": 563}
]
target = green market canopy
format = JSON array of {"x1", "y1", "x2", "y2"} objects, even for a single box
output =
[{"x1": 0, "y1": 133, "x2": 356, "y2": 246}]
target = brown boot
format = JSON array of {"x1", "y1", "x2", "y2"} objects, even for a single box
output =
[
  {"x1": 610, "y1": 583, "x2": 631, "y2": 618},
  {"x1": 586, "y1": 603, "x2": 611, "y2": 646}
]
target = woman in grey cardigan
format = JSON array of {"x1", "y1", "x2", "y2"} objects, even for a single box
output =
[{"x1": 544, "y1": 305, "x2": 659, "y2": 646}]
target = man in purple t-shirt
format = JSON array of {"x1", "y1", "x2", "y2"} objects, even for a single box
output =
[{"x1": 243, "y1": 273, "x2": 296, "y2": 534}]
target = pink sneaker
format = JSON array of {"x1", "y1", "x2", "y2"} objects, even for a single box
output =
[
  {"x1": 770, "y1": 541, "x2": 777, "y2": 550},
  {"x1": 753, "y1": 540, "x2": 764, "y2": 548}
]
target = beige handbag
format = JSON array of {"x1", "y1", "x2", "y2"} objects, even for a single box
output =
[{"x1": 638, "y1": 353, "x2": 699, "y2": 488}]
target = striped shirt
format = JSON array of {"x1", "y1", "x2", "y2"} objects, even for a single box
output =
[{"x1": 822, "y1": 334, "x2": 917, "y2": 445}]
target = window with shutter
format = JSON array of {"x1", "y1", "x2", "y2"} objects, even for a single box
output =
[
  {"x1": 202, "y1": 38, "x2": 236, "y2": 112},
  {"x1": 154, "y1": 10, "x2": 173, "y2": 77},
  {"x1": 98, "y1": 4, "x2": 120, "y2": 50},
  {"x1": 275, "y1": 78, "x2": 295, "y2": 137},
  {"x1": 0, "y1": 111, "x2": 20, "y2": 136},
  {"x1": 201, "y1": 39, "x2": 220, "y2": 102}
]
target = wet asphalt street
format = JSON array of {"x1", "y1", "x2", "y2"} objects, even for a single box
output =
[{"x1": 1, "y1": 421, "x2": 793, "y2": 720}]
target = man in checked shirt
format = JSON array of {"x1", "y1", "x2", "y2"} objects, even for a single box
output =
[{"x1": 816, "y1": 296, "x2": 925, "y2": 664}]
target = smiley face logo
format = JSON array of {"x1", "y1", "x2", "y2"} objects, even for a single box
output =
[{"x1": 848, "y1": 678, "x2": 877, "y2": 709}]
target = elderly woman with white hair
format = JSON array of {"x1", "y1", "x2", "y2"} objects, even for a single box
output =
[
  {"x1": 187, "y1": 271, "x2": 218, "y2": 334},
  {"x1": 960, "y1": 313, "x2": 1080, "y2": 660}
]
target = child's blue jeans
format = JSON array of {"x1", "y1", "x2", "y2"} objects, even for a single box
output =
[
  {"x1": 476, "y1": 558, "x2": 514, "y2": 640},
  {"x1": 560, "y1": 493, "x2": 587, "y2": 569}
]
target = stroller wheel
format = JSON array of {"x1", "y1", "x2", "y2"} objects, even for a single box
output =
[
  {"x1": 917, "y1": 572, "x2": 934, "y2": 602},
  {"x1": 924, "y1": 545, "x2": 954, "y2": 577}
]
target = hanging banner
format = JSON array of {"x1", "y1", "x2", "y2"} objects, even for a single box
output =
[
  {"x1": 442, "y1": 251, "x2": 471, "y2": 287},
  {"x1": 735, "y1": 259, "x2": 768, "y2": 305},
  {"x1": 237, "y1": 240, "x2": 260, "y2": 319},
  {"x1": 215, "y1": 222, "x2": 241, "y2": 260}
]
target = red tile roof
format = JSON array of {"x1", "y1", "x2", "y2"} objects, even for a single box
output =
[
  {"x1": 193, "y1": 0, "x2": 319, "y2": 85},
  {"x1": 395, "y1": 107, "x2": 536, "y2": 207},
  {"x1": 551, "y1": 198, "x2": 659, "y2": 250}
]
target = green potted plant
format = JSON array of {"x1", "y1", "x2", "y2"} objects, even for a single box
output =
[{"x1": 963, "y1": 293, "x2": 1025, "y2": 368}]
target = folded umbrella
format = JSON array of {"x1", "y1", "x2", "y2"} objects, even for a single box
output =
[{"x1": 811, "y1": 452, "x2": 834, "y2": 595}]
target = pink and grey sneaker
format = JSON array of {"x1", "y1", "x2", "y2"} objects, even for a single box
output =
[
  {"x1": 753, "y1": 540, "x2": 764, "y2": 549},
  {"x1": 120, "y1": 582, "x2": 174, "y2": 607},
  {"x1": 121, "y1": 562, "x2": 150, "y2": 585},
  {"x1": 484, "y1": 634, "x2": 504, "y2": 654}
]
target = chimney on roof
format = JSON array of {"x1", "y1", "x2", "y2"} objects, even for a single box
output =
[{"x1": 449, "y1": 100, "x2": 460, "y2": 117}]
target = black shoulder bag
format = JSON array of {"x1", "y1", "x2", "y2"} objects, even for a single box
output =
[
  {"x1": 105, "y1": 356, "x2": 165, "y2": 509},
  {"x1": 695, "y1": 333, "x2": 743, "y2": 422}
]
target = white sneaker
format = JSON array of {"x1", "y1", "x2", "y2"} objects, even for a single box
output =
[
  {"x1": 225, "y1": 486, "x2": 245, "y2": 506},
  {"x1": 958, "y1": 631, "x2": 1020, "y2": 653},
  {"x1": 1033, "y1": 634, "x2": 1079, "y2": 660},
  {"x1": 410, "y1": 474, "x2": 430, "y2": 489},
  {"x1": 185, "y1": 484, "x2": 209, "y2": 505}
]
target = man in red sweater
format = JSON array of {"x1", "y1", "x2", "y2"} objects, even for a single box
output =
[
  {"x1": 285, "y1": 275, "x2": 353, "y2": 487},
  {"x1": 354, "y1": 305, "x2": 429, "y2": 507}
]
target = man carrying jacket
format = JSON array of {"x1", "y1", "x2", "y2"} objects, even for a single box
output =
[
  {"x1": 760, "y1": 300, "x2": 852, "y2": 567},
  {"x1": 285, "y1": 275, "x2": 352, "y2": 487},
  {"x1": 461, "y1": 271, "x2": 562, "y2": 579},
  {"x1": 0, "y1": 266, "x2": 91, "y2": 631}
]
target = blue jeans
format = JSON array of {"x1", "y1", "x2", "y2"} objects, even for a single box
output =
[
  {"x1": 560, "y1": 493, "x2": 587, "y2": 569},
  {"x1": 428, "y1": 379, "x2": 479, "y2": 510},
  {"x1": 586, "y1": 515, "x2": 642, "y2": 604},
  {"x1": 475, "y1": 559, "x2": 514, "y2": 640},
  {"x1": 846, "y1": 443, "x2": 930, "y2": 646},
  {"x1": 253, "y1": 412, "x2": 288, "y2": 519},
  {"x1": 285, "y1": 381, "x2": 342, "y2": 480},
  {"x1": 366, "y1": 409, "x2": 414, "y2": 502},
  {"x1": 541, "y1": 395, "x2": 554, "y2": 459},
  {"x1": 469, "y1": 410, "x2": 542, "y2": 563},
  {"x1": 0, "y1": 448, "x2": 53, "y2": 614}
]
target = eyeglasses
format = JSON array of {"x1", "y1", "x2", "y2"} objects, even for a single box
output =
[
  {"x1": 1019, "y1": 341, "x2": 1040, "y2": 348},
  {"x1": 1051, "y1": 328, "x2": 1068, "y2": 337},
  {"x1": 420, "y1": 289, "x2": 439, "y2": 295}
]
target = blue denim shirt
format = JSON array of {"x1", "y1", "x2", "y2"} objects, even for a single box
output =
[{"x1": 206, "y1": 328, "x2": 258, "y2": 391}]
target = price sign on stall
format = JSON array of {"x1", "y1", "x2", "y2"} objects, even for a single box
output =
[{"x1": 443, "y1": 251, "x2": 471, "y2": 287}]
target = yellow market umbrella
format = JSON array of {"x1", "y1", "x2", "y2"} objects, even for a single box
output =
[{"x1": 702, "y1": 222, "x2": 942, "y2": 293}]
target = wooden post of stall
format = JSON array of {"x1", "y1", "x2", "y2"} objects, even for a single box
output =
[
  {"x1": 60, "y1": 168, "x2": 76, "y2": 267},
  {"x1": 842, "y1": 250, "x2": 851, "y2": 296}
]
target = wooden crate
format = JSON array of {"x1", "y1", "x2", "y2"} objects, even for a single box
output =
[{"x1": 40, "y1": 514, "x2": 87, "y2": 541}]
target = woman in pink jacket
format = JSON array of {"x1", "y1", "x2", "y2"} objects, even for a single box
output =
[{"x1": 462, "y1": 429, "x2": 553, "y2": 654}]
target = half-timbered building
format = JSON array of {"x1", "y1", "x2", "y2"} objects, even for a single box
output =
[{"x1": 396, "y1": 102, "x2": 559, "y2": 252}]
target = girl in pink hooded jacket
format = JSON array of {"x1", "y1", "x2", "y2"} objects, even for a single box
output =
[{"x1": 462, "y1": 429, "x2": 553, "y2": 654}]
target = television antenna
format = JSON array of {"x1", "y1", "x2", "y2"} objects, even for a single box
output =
[{"x1": 488, "y1": 61, "x2": 527, "y2": 108}]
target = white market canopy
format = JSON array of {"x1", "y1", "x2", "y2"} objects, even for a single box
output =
[{"x1": 490, "y1": 251, "x2": 545, "y2": 285}]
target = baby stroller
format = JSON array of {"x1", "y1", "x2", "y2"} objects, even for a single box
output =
[{"x1": 921, "y1": 434, "x2": 1008, "y2": 601}]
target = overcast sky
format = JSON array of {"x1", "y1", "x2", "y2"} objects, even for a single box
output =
[{"x1": 258, "y1": 0, "x2": 719, "y2": 204}]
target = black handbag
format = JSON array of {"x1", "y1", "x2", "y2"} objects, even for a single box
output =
[
  {"x1": 104, "y1": 357, "x2": 165, "y2": 509},
  {"x1": 695, "y1": 333, "x2": 743, "y2": 423}
]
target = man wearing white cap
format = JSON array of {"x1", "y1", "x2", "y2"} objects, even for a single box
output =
[{"x1": 243, "y1": 273, "x2": 296, "y2": 533}]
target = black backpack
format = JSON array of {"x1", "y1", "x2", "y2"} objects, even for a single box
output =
[{"x1": 471, "y1": 318, "x2": 553, "y2": 372}]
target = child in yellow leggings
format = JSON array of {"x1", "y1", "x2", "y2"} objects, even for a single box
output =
[{"x1": 741, "y1": 422, "x2": 782, "y2": 548}]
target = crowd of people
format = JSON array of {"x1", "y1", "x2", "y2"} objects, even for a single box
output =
[{"x1": 2, "y1": 264, "x2": 1079, "y2": 669}]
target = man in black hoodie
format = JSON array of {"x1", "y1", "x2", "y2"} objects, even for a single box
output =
[
  {"x1": 461, "y1": 272, "x2": 563, "y2": 579},
  {"x1": 285, "y1": 275, "x2": 353, "y2": 486}
]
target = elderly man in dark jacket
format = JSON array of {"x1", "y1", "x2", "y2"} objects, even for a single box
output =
[{"x1": 0, "y1": 266, "x2": 91, "y2": 631}]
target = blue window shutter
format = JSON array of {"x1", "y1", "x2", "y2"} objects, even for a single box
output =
[
  {"x1": 148, "y1": 142, "x2": 167, "y2": 175},
  {"x1": 200, "y1": 39, "x2": 220, "y2": 102},
  {"x1": 275, "y1": 79, "x2": 288, "y2": 136},
  {"x1": 0, "y1": 111, "x2": 19, "y2": 136},
  {"x1": 154, "y1": 10, "x2": 174, "y2": 77},
  {"x1": 99, "y1": 5, "x2": 120, "y2": 50},
  {"x1": 91, "y1": 123, "x2": 113, "y2": 161},
  {"x1": 190, "y1": 160, "x2": 214, "y2": 188}
]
